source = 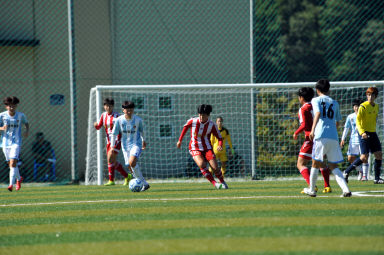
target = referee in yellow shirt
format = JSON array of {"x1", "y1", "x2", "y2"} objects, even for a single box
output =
[
  {"x1": 344, "y1": 87, "x2": 383, "y2": 184},
  {"x1": 210, "y1": 117, "x2": 235, "y2": 177}
]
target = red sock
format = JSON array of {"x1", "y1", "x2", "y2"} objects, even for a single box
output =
[
  {"x1": 320, "y1": 168, "x2": 330, "y2": 187},
  {"x1": 108, "y1": 163, "x2": 115, "y2": 181},
  {"x1": 115, "y1": 162, "x2": 128, "y2": 178},
  {"x1": 200, "y1": 168, "x2": 216, "y2": 185},
  {"x1": 214, "y1": 169, "x2": 225, "y2": 183},
  {"x1": 300, "y1": 167, "x2": 310, "y2": 185}
]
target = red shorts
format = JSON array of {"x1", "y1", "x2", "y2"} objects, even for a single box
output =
[
  {"x1": 189, "y1": 149, "x2": 216, "y2": 161},
  {"x1": 299, "y1": 138, "x2": 313, "y2": 160},
  {"x1": 107, "y1": 142, "x2": 121, "y2": 154}
]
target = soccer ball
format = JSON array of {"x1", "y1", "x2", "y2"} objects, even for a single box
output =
[{"x1": 129, "y1": 178, "x2": 143, "y2": 192}]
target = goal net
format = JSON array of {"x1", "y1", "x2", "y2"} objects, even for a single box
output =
[{"x1": 86, "y1": 82, "x2": 384, "y2": 185}]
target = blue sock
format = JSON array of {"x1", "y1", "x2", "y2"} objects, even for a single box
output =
[
  {"x1": 374, "y1": 159, "x2": 382, "y2": 180},
  {"x1": 345, "y1": 158, "x2": 362, "y2": 174}
]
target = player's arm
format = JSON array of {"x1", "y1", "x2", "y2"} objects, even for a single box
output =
[
  {"x1": 356, "y1": 105, "x2": 366, "y2": 138},
  {"x1": 309, "y1": 111, "x2": 320, "y2": 141},
  {"x1": 340, "y1": 117, "x2": 351, "y2": 147},
  {"x1": 24, "y1": 122, "x2": 29, "y2": 138},
  {"x1": 139, "y1": 119, "x2": 146, "y2": 150},
  {"x1": 177, "y1": 120, "x2": 191, "y2": 148},
  {"x1": 212, "y1": 124, "x2": 223, "y2": 151},
  {"x1": 94, "y1": 114, "x2": 104, "y2": 130},
  {"x1": 293, "y1": 108, "x2": 307, "y2": 139},
  {"x1": 226, "y1": 130, "x2": 235, "y2": 155}
]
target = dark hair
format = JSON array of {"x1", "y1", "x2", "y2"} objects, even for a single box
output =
[
  {"x1": 122, "y1": 101, "x2": 135, "y2": 109},
  {"x1": 352, "y1": 99, "x2": 363, "y2": 107},
  {"x1": 3, "y1": 96, "x2": 20, "y2": 106},
  {"x1": 298, "y1": 87, "x2": 314, "y2": 102},
  {"x1": 217, "y1": 116, "x2": 223, "y2": 122},
  {"x1": 366, "y1": 87, "x2": 379, "y2": 97},
  {"x1": 103, "y1": 98, "x2": 114, "y2": 106},
  {"x1": 36, "y1": 132, "x2": 44, "y2": 138},
  {"x1": 315, "y1": 79, "x2": 330, "y2": 93},
  {"x1": 197, "y1": 104, "x2": 212, "y2": 115}
]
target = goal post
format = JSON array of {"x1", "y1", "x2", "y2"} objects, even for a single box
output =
[{"x1": 86, "y1": 81, "x2": 384, "y2": 185}]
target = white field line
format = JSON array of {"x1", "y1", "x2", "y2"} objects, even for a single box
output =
[{"x1": 1, "y1": 191, "x2": 383, "y2": 207}]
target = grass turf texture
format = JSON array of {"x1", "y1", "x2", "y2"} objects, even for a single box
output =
[{"x1": 0, "y1": 180, "x2": 383, "y2": 255}]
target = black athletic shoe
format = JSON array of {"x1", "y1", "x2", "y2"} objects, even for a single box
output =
[
  {"x1": 374, "y1": 179, "x2": 384, "y2": 184},
  {"x1": 340, "y1": 192, "x2": 352, "y2": 197},
  {"x1": 141, "y1": 184, "x2": 150, "y2": 191}
]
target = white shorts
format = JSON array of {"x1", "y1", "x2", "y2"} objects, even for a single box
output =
[
  {"x1": 2, "y1": 145, "x2": 20, "y2": 161},
  {"x1": 312, "y1": 138, "x2": 343, "y2": 164},
  {"x1": 122, "y1": 145, "x2": 142, "y2": 166},
  {"x1": 347, "y1": 143, "x2": 361, "y2": 156}
]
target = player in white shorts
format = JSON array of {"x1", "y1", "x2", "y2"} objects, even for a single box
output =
[
  {"x1": 340, "y1": 99, "x2": 366, "y2": 181},
  {"x1": 110, "y1": 101, "x2": 150, "y2": 191},
  {"x1": 306, "y1": 79, "x2": 351, "y2": 197},
  {"x1": 0, "y1": 96, "x2": 29, "y2": 192}
]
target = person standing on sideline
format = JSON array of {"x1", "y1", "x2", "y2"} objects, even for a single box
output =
[
  {"x1": 0, "y1": 96, "x2": 29, "y2": 191},
  {"x1": 343, "y1": 87, "x2": 383, "y2": 184},
  {"x1": 110, "y1": 101, "x2": 150, "y2": 191},
  {"x1": 209, "y1": 116, "x2": 234, "y2": 177},
  {"x1": 340, "y1": 99, "x2": 367, "y2": 181},
  {"x1": 177, "y1": 104, "x2": 228, "y2": 189},
  {"x1": 94, "y1": 98, "x2": 132, "y2": 186},
  {"x1": 293, "y1": 87, "x2": 331, "y2": 194},
  {"x1": 305, "y1": 79, "x2": 351, "y2": 197}
]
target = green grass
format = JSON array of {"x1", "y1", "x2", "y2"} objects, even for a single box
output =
[{"x1": 0, "y1": 180, "x2": 383, "y2": 255}]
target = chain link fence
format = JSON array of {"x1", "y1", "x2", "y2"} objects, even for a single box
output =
[{"x1": 1, "y1": 0, "x2": 383, "y2": 184}]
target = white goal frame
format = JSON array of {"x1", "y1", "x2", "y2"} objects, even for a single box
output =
[{"x1": 86, "y1": 81, "x2": 384, "y2": 185}]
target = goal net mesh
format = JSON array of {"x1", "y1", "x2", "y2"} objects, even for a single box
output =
[{"x1": 86, "y1": 83, "x2": 383, "y2": 184}]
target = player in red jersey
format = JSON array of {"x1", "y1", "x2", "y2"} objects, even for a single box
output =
[
  {"x1": 94, "y1": 98, "x2": 132, "y2": 186},
  {"x1": 293, "y1": 87, "x2": 331, "y2": 194},
  {"x1": 177, "y1": 104, "x2": 228, "y2": 189}
]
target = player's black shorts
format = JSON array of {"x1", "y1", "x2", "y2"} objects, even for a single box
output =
[{"x1": 359, "y1": 131, "x2": 382, "y2": 154}]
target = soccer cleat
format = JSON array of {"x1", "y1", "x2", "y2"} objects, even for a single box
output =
[
  {"x1": 104, "y1": 180, "x2": 115, "y2": 186},
  {"x1": 123, "y1": 174, "x2": 133, "y2": 186},
  {"x1": 141, "y1": 184, "x2": 150, "y2": 191},
  {"x1": 340, "y1": 192, "x2": 352, "y2": 197},
  {"x1": 7, "y1": 185, "x2": 13, "y2": 192},
  {"x1": 16, "y1": 177, "x2": 23, "y2": 191},
  {"x1": 374, "y1": 179, "x2": 384, "y2": 184},
  {"x1": 301, "y1": 186, "x2": 318, "y2": 194},
  {"x1": 343, "y1": 171, "x2": 349, "y2": 183},
  {"x1": 303, "y1": 188, "x2": 316, "y2": 197},
  {"x1": 361, "y1": 176, "x2": 368, "y2": 181},
  {"x1": 322, "y1": 186, "x2": 332, "y2": 193},
  {"x1": 221, "y1": 181, "x2": 229, "y2": 189},
  {"x1": 214, "y1": 183, "x2": 223, "y2": 189}
]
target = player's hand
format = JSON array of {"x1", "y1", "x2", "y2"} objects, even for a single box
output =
[
  {"x1": 309, "y1": 131, "x2": 314, "y2": 141},
  {"x1": 216, "y1": 145, "x2": 222, "y2": 152},
  {"x1": 340, "y1": 140, "x2": 345, "y2": 148},
  {"x1": 94, "y1": 122, "x2": 98, "y2": 128},
  {"x1": 176, "y1": 141, "x2": 181, "y2": 149},
  {"x1": 142, "y1": 141, "x2": 147, "y2": 150},
  {"x1": 231, "y1": 148, "x2": 235, "y2": 156},
  {"x1": 362, "y1": 133, "x2": 368, "y2": 139},
  {"x1": 0, "y1": 125, "x2": 7, "y2": 131},
  {"x1": 293, "y1": 133, "x2": 298, "y2": 140}
]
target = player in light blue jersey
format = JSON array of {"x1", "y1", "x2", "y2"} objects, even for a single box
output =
[
  {"x1": 304, "y1": 79, "x2": 351, "y2": 197},
  {"x1": 0, "y1": 96, "x2": 29, "y2": 192},
  {"x1": 340, "y1": 99, "x2": 367, "y2": 181},
  {"x1": 110, "y1": 101, "x2": 150, "y2": 191}
]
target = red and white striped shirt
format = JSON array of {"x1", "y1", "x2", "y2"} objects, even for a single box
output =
[
  {"x1": 178, "y1": 117, "x2": 223, "y2": 151},
  {"x1": 95, "y1": 111, "x2": 121, "y2": 145}
]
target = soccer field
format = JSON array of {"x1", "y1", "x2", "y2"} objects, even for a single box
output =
[{"x1": 1, "y1": 180, "x2": 383, "y2": 255}]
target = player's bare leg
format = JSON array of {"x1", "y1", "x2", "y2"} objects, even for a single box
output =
[
  {"x1": 193, "y1": 155, "x2": 219, "y2": 188},
  {"x1": 208, "y1": 158, "x2": 228, "y2": 189}
]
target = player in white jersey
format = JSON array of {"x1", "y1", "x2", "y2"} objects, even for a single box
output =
[
  {"x1": 0, "y1": 96, "x2": 29, "y2": 192},
  {"x1": 110, "y1": 101, "x2": 150, "y2": 191},
  {"x1": 94, "y1": 98, "x2": 132, "y2": 186},
  {"x1": 305, "y1": 79, "x2": 351, "y2": 197},
  {"x1": 340, "y1": 99, "x2": 367, "y2": 181}
]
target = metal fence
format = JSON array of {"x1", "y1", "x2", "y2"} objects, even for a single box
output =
[{"x1": 1, "y1": 0, "x2": 383, "y2": 184}]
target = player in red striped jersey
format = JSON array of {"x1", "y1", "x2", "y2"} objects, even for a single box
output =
[
  {"x1": 94, "y1": 98, "x2": 132, "y2": 186},
  {"x1": 293, "y1": 87, "x2": 331, "y2": 194},
  {"x1": 177, "y1": 104, "x2": 228, "y2": 189}
]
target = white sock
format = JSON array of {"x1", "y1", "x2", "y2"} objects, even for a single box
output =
[
  {"x1": 9, "y1": 167, "x2": 16, "y2": 186},
  {"x1": 310, "y1": 167, "x2": 319, "y2": 192},
  {"x1": 362, "y1": 163, "x2": 369, "y2": 177},
  {"x1": 332, "y1": 168, "x2": 350, "y2": 193},
  {"x1": 14, "y1": 166, "x2": 20, "y2": 180},
  {"x1": 131, "y1": 164, "x2": 148, "y2": 185},
  {"x1": 356, "y1": 165, "x2": 362, "y2": 173}
]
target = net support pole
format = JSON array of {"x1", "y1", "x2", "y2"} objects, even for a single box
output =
[
  {"x1": 96, "y1": 88, "x2": 104, "y2": 185},
  {"x1": 251, "y1": 88, "x2": 256, "y2": 179}
]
